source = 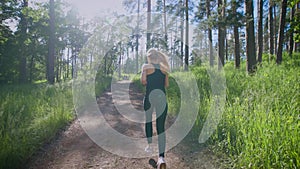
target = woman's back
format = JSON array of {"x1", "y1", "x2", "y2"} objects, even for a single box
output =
[{"x1": 145, "y1": 63, "x2": 166, "y2": 97}]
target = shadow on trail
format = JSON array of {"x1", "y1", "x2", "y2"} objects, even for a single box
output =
[
  {"x1": 98, "y1": 82, "x2": 145, "y2": 138},
  {"x1": 148, "y1": 158, "x2": 157, "y2": 168}
]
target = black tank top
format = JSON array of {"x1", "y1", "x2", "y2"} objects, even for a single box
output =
[{"x1": 145, "y1": 64, "x2": 166, "y2": 97}]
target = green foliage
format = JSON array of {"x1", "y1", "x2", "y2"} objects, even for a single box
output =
[
  {"x1": 286, "y1": 52, "x2": 300, "y2": 67},
  {"x1": 166, "y1": 74, "x2": 181, "y2": 115},
  {"x1": 212, "y1": 59, "x2": 300, "y2": 168},
  {"x1": 0, "y1": 83, "x2": 74, "y2": 169},
  {"x1": 290, "y1": 0, "x2": 300, "y2": 43},
  {"x1": 95, "y1": 75, "x2": 113, "y2": 97},
  {"x1": 0, "y1": 1, "x2": 90, "y2": 84}
]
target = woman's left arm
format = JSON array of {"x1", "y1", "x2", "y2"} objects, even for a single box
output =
[{"x1": 165, "y1": 74, "x2": 169, "y2": 88}]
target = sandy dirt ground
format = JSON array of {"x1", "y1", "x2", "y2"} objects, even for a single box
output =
[{"x1": 25, "y1": 81, "x2": 222, "y2": 169}]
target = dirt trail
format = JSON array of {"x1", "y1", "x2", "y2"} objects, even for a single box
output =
[{"x1": 25, "y1": 81, "x2": 221, "y2": 169}]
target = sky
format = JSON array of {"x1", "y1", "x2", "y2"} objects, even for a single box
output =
[
  {"x1": 30, "y1": 0, "x2": 127, "y2": 19},
  {"x1": 64, "y1": 0, "x2": 126, "y2": 19},
  {"x1": 5, "y1": 0, "x2": 127, "y2": 31}
]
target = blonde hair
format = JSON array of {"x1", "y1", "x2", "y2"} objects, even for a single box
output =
[{"x1": 147, "y1": 48, "x2": 170, "y2": 72}]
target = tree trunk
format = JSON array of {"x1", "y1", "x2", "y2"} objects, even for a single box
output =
[
  {"x1": 67, "y1": 47, "x2": 70, "y2": 79},
  {"x1": 223, "y1": 0, "x2": 226, "y2": 64},
  {"x1": 119, "y1": 44, "x2": 122, "y2": 79},
  {"x1": 47, "y1": 0, "x2": 55, "y2": 84},
  {"x1": 289, "y1": 5, "x2": 295, "y2": 57},
  {"x1": 269, "y1": 0, "x2": 274, "y2": 57},
  {"x1": 218, "y1": 0, "x2": 225, "y2": 70},
  {"x1": 71, "y1": 47, "x2": 77, "y2": 79},
  {"x1": 295, "y1": 3, "x2": 300, "y2": 53},
  {"x1": 245, "y1": 0, "x2": 257, "y2": 72},
  {"x1": 274, "y1": 5, "x2": 277, "y2": 54},
  {"x1": 232, "y1": 1, "x2": 240, "y2": 68},
  {"x1": 206, "y1": 0, "x2": 213, "y2": 67},
  {"x1": 257, "y1": 0, "x2": 263, "y2": 63},
  {"x1": 146, "y1": 0, "x2": 151, "y2": 52},
  {"x1": 56, "y1": 52, "x2": 60, "y2": 82},
  {"x1": 184, "y1": 0, "x2": 189, "y2": 71},
  {"x1": 19, "y1": 0, "x2": 28, "y2": 83},
  {"x1": 234, "y1": 26, "x2": 241, "y2": 68},
  {"x1": 163, "y1": 0, "x2": 168, "y2": 50},
  {"x1": 29, "y1": 54, "x2": 35, "y2": 83},
  {"x1": 136, "y1": 0, "x2": 140, "y2": 73},
  {"x1": 180, "y1": 0, "x2": 184, "y2": 68},
  {"x1": 276, "y1": 0, "x2": 288, "y2": 64},
  {"x1": 225, "y1": 30, "x2": 228, "y2": 61}
]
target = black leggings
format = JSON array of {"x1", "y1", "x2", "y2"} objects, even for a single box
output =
[{"x1": 144, "y1": 96, "x2": 168, "y2": 157}]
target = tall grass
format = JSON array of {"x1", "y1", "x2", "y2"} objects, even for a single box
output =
[
  {"x1": 214, "y1": 60, "x2": 300, "y2": 168},
  {"x1": 185, "y1": 56, "x2": 299, "y2": 168},
  {"x1": 0, "y1": 83, "x2": 74, "y2": 169}
]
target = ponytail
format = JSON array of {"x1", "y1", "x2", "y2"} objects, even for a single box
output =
[{"x1": 158, "y1": 51, "x2": 170, "y2": 72}]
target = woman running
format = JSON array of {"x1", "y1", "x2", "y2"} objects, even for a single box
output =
[{"x1": 141, "y1": 48, "x2": 169, "y2": 169}]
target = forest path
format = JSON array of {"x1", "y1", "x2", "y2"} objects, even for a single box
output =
[{"x1": 25, "y1": 81, "x2": 221, "y2": 169}]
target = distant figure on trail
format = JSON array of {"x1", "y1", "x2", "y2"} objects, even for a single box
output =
[{"x1": 141, "y1": 48, "x2": 169, "y2": 169}]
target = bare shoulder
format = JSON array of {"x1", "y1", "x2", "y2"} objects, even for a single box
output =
[
  {"x1": 159, "y1": 64, "x2": 169, "y2": 75},
  {"x1": 142, "y1": 64, "x2": 153, "y2": 71}
]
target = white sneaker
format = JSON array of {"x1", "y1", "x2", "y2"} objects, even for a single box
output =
[
  {"x1": 157, "y1": 157, "x2": 166, "y2": 169},
  {"x1": 144, "y1": 144, "x2": 152, "y2": 153}
]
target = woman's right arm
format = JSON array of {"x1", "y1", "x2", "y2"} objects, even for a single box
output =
[{"x1": 141, "y1": 64, "x2": 147, "y2": 86}]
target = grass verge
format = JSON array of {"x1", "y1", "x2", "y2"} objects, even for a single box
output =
[{"x1": 0, "y1": 83, "x2": 74, "y2": 169}]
